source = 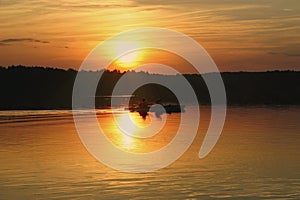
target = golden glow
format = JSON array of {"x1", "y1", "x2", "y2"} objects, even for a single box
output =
[
  {"x1": 1, "y1": 1, "x2": 299, "y2": 71},
  {"x1": 119, "y1": 52, "x2": 138, "y2": 63},
  {"x1": 99, "y1": 112, "x2": 179, "y2": 153},
  {"x1": 118, "y1": 112, "x2": 151, "y2": 134},
  {"x1": 111, "y1": 41, "x2": 143, "y2": 69},
  {"x1": 119, "y1": 132, "x2": 135, "y2": 151},
  {"x1": 109, "y1": 49, "x2": 199, "y2": 74}
]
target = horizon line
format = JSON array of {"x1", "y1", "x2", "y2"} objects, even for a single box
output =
[{"x1": 1, "y1": 64, "x2": 300, "y2": 75}]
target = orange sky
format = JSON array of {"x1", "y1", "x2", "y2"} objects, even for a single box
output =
[{"x1": 0, "y1": 0, "x2": 299, "y2": 72}]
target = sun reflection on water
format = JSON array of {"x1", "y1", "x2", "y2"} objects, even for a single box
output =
[{"x1": 99, "y1": 111, "x2": 179, "y2": 153}]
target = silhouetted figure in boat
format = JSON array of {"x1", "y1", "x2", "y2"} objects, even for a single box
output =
[
  {"x1": 139, "y1": 98, "x2": 146, "y2": 108},
  {"x1": 138, "y1": 98, "x2": 148, "y2": 119}
]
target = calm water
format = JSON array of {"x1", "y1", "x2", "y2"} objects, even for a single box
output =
[{"x1": 0, "y1": 107, "x2": 299, "y2": 199}]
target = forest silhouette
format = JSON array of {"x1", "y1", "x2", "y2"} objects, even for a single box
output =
[{"x1": 0, "y1": 65, "x2": 299, "y2": 109}]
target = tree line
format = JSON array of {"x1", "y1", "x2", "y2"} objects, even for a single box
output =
[{"x1": 0, "y1": 65, "x2": 299, "y2": 109}]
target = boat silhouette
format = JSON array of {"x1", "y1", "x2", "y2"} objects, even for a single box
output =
[{"x1": 128, "y1": 104, "x2": 185, "y2": 114}]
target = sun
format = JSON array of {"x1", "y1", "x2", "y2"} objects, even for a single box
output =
[
  {"x1": 119, "y1": 51, "x2": 138, "y2": 63},
  {"x1": 112, "y1": 41, "x2": 143, "y2": 69}
]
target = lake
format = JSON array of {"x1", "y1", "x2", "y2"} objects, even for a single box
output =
[{"x1": 0, "y1": 106, "x2": 299, "y2": 199}]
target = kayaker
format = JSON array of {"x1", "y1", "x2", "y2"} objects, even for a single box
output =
[{"x1": 139, "y1": 98, "x2": 147, "y2": 108}]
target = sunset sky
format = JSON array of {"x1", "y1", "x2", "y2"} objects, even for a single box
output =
[{"x1": 0, "y1": 0, "x2": 299, "y2": 72}]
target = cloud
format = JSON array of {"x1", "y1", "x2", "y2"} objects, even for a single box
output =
[
  {"x1": 268, "y1": 52, "x2": 300, "y2": 57},
  {"x1": 0, "y1": 42, "x2": 9, "y2": 46},
  {"x1": 284, "y1": 53, "x2": 300, "y2": 57},
  {"x1": 0, "y1": 38, "x2": 49, "y2": 45}
]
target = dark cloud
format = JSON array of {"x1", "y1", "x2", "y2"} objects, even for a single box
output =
[
  {"x1": 0, "y1": 42, "x2": 10, "y2": 46},
  {"x1": 283, "y1": 53, "x2": 300, "y2": 57},
  {"x1": 0, "y1": 38, "x2": 49, "y2": 44},
  {"x1": 268, "y1": 52, "x2": 300, "y2": 57}
]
